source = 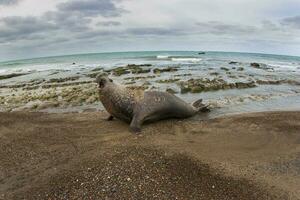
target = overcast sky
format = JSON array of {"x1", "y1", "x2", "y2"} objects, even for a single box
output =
[{"x1": 0, "y1": 0, "x2": 300, "y2": 61}]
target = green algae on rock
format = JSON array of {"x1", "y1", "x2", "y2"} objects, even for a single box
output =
[
  {"x1": 220, "y1": 67, "x2": 230, "y2": 71},
  {"x1": 153, "y1": 67, "x2": 178, "y2": 74},
  {"x1": 156, "y1": 79, "x2": 180, "y2": 83},
  {"x1": 107, "y1": 65, "x2": 152, "y2": 76},
  {"x1": 47, "y1": 76, "x2": 80, "y2": 83},
  {"x1": 178, "y1": 78, "x2": 257, "y2": 94},
  {"x1": 0, "y1": 73, "x2": 28, "y2": 80},
  {"x1": 166, "y1": 88, "x2": 178, "y2": 94}
]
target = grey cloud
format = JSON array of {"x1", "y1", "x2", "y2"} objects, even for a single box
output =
[
  {"x1": 0, "y1": 0, "x2": 21, "y2": 6},
  {"x1": 281, "y1": 15, "x2": 300, "y2": 28},
  {"x1": 0, "y1": 0, "x2": 127, "y2": 43},
  {"x1": 74, "y1": 27, "x2": 184, "y2": 40},
  {"x1": 57, "y1": 0, "x2": 126, "y2": 18},
  {"x1": 261, "y1": 20, "x2": 280, "y2": 31},
  {"x1": 195, "y1": 21, "x2": 257, "y2": 35},
  {"x1": 127, "y1": 27, "x2": 184, "y2": 36},
  {"x1": 43, "y1": 11, "x2": 92, "y2": 32},
  {"x1": 44, "y1": 0, "x2": 127, "y2": 32},
  {"x1": 0, "y1": 16, "x2": 57, "y2": 43},
  {"x1": 96, "y1": 21, "x2": 121, "y2": 26},
  {"x1": 75, "y1": 30, "x2": 116, "y2": 39}
]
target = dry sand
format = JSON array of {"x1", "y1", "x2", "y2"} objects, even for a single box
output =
[{"x1": 0, "y1": 111, "x2": 300, "y2": 199}]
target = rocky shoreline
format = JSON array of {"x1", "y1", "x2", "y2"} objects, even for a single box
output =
[{"x1": 0, "y1": 61, "x2": 299, "y2": 113}]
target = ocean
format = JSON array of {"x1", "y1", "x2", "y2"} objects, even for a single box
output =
[
  {"x1": 0, "y1": 51, "x2": 300, "y2": 117},
  {"x1": 1, "y1": 51, "x2": 300, "y2": 74}
]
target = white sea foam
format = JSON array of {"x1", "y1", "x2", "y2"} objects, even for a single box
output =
[
  {"x1": 268, "y1": 63, "x2": 299, "y2": 71},
  {"x1": 156, "y1": 55, "x2": 170, "y2": 59},
  {"x1": 156, "y1": 55, "x2": 202, "y2": 63},
  {"x1": 171, "y1": 58, "x2": 202, "y2": 63},
  {"x1": 0, "y1": 69, "x2": 7, "y2": 74},
  {"x1": 0, "y1": 63, "x2": 86, "y2": 75}
]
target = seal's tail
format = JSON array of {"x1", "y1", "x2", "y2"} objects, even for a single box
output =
[{"x1": 192, "y1": 99, "x2": 210, "y2": 113}]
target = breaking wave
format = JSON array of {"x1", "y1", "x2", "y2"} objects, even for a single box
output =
[{"x1": 156, "y1": 55, "x2": 202, "y2": 63}]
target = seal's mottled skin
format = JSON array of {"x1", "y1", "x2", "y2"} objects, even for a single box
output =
[{"x1": 96, "y1": 74, "x2": 208, "y2": 133}]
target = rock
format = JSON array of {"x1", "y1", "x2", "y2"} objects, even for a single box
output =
[
  {"x1": 110, "y1": 65, "x2": 152, "y2": 76},
  {"x1": 156, "y1": 79, "x2": 180, "y2": 83},
  {"x1": 42, "y1": 81, "x2": 93, "y2": 88},
  {"x1": 86, "y1": 96, "x2": 97, "y2": 104},
  {"x1": 166, "y1": 88, "x2": 178, "y2": 94},
  {"x1": 47, "y1": 76, "x2": 80, "y2": 83},
  {"x1": 87, "y1": 72, "x2": 101, "y2": 78},
  {"x1": 131, "y1": 68, "x2": 151, "y2": 74},
  {"x1": 127, "y1": 64, "x2": 152, "y2": 67},
  {"x1": 0, "y1": 73, "x2": 28, "y2": 80},
  {"x1": 250, "y1": 63, "x2": 260, "y2": 68},
  {"x1": 124, "y1": 81, "x2": 136, "y2": 85},
  {"x1": 91, "y1": 67, "x2": 103, "y2": 72},
  {"x1": 228, "y1": 75, "x2": 237, "y2": 79},
  {"x1": 237, "y1": 67, "x2": 244, "y2": 71},
  {"x1": 124, "y1": 75, "x2": 155, "y2": 81},
  {"x1": 142, "y1": 81, "x2": 151, "y2": 86},
  {"x1": 250, "y1": 63, "x2": 273, "y2": 70},
  {"x1": 112, "y1": 67, "x2": 131, "y2": 76},
  {"x1": 235, "y1": 82, "x2": 256, "y2": 89},
  {"x1": 49, "y1": 71, "x2": 59, "y2": 75},
  {"x1": 153, "y1": 67, "x2": 178, "y2": 74},
  {"x1": 191, "y1": 86, "x2": 204, "y2": 93},
  {"x1": 210, "y1": 72, "x2": 219, "y2": 76},
  {"x1": 220, "y1": 67, "x2": 229, "y2": 71},
  {"x1": 229, "y1": 61, "x2": 238, "y2": 65},
  {"x1": 256, "y1": 80, "x2": 280, "y2": 85},
  {"x1": 178, "y1": 78, "x2": 257, "y2": 94},
  {"x1": 174, "y1": 73, "x2": 192, "y2": 77},
  {"x1": 127, "y1": 85, "x2": 149, "y2": 90},
  {"x1": 37, "y1": 102, "x2": 60, "y2": 110},
  {"x1": 180, "y1": 87, "x2": 191, "y2": 94}
]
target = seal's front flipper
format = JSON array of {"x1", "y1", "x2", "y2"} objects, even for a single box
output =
[
  {"x1": 129, "y1": 126, "x2": 141, "y2": 134},
  {"x1": 129, "y1": 115, "x2": 143, "y2": 134},
  {"x1": 106, "y1": 115, "x2": 114, "y2": 121}
]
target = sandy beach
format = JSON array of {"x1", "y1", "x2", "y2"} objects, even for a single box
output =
[{"x1": 1, "y1": 111, "x2": 299, "y2": 199}]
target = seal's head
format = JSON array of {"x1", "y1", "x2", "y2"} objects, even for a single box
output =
[{"x1": 95, "y1": 73, "x2": 113, "y2": 90}]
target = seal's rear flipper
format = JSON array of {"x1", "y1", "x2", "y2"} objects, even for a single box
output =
[{"x1": 192, "y1": 99, "x2": 210, "y2": 113}]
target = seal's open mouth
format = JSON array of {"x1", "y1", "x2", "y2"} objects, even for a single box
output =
[{"x1": 98, "y1": 80, "x2": 105, "y2": 89}]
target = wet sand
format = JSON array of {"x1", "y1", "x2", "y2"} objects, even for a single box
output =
[{"x1": 0, "y1": 111, "x2": 300, "y2": 199}]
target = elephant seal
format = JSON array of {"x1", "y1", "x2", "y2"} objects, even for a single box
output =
[{"x1": 96, "y1": 73, "x2": 209, "y2": 133}]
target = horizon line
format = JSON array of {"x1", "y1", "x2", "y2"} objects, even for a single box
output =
[{"x1": 1, "y1": 50, "x2": 300, "y2": 63}]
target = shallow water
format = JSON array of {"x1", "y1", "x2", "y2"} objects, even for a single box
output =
[{"x1": 0, "y1": 51, "x2": 299, "y2": 116}]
